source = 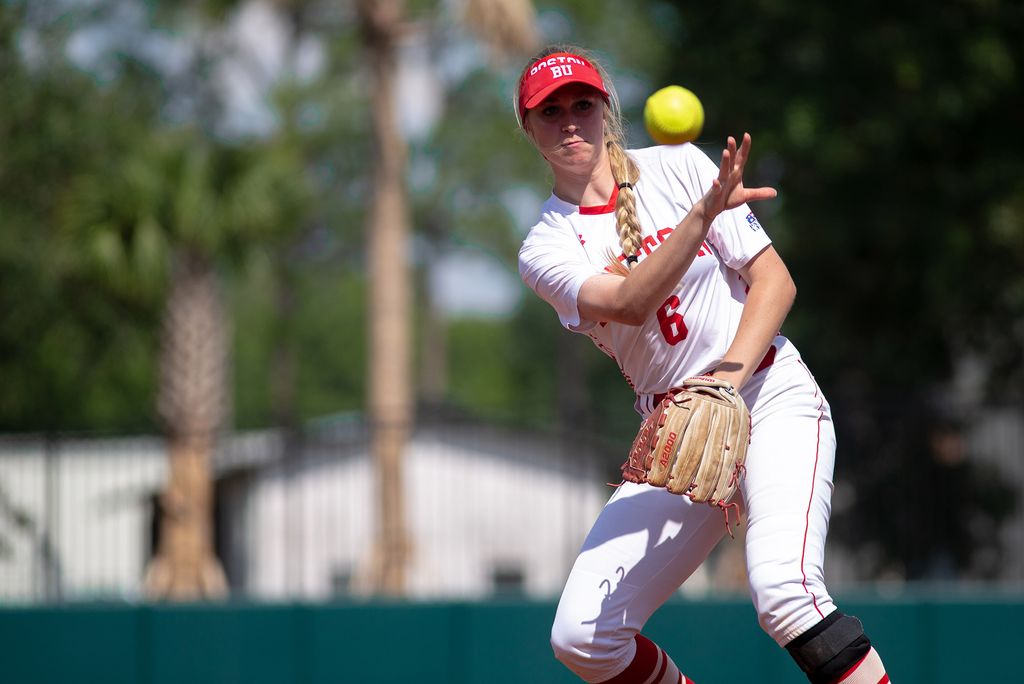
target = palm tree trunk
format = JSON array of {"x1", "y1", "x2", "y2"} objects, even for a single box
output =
[
  {"x1": 356, "y1": 0, "x2": 413, "y2": 597},
  {"x1": 145, "y1": 436, "x2": 226, "y2": 599},
  {"x1": 145, "y1": 250, "x2": 228, "y2": 600}
]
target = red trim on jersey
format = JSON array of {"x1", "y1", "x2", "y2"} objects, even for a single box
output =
[
  {"x1": 797, "y1": 359, "x2": 826, "y2": 620},
  {"x1": 754, "y1": 344, "x2": 777, "y2": 374},
  {"x1": 602, "y1": 634, "x2": 659, "y2": 683},
  {"x1": 579, "y1": 185, "x2": 618, "y2": 215}
]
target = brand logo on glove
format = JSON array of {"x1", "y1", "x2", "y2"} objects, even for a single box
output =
[{"x1": 659, "y1": 431, "x2": 678, "y2": 467}]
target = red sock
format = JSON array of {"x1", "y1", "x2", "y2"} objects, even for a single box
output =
[
  {"x1": 835, "y1": 647, "x2": 889, "y2": 684},
  {"x1": 601, "y1": 634, "x2": 691, "y2": 684}
]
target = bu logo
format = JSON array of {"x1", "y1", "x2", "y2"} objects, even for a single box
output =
[{"x1": 551, "y1": 64, "x2": 574, "y2": 78}]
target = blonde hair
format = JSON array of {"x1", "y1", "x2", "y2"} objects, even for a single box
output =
[{"x1": 515, "y1": 45, "x2": 643, "y2": 275}]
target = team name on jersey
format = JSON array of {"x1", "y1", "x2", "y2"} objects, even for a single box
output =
[{"x1": 604, "y1": 225, "x2": 713, "y2": 272}]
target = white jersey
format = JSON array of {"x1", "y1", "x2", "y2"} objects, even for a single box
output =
[
  {"x1": 518, "y1": 143, "x2": 800, "y2": 414},
  {"x1": 524, "y1": 146, "x2": 883, "y2": 684}
]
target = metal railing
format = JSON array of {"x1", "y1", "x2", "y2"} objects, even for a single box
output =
[{"x1": 1, "y1": 404, "x2": 1021, "y2": 604}]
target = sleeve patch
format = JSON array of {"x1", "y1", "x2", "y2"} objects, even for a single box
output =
[{"x1": 745, "y1": 212, "x2": 763, "y2": 232}]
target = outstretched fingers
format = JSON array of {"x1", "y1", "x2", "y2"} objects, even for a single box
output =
[
  {"x1": 745, "y1": 184, "x2": 774, "y2": 200},
  {"x1": 717, "y1": 146, "x2": 732, "y2": 186},
  {"x1": 707, "y1": 133, "x2": 777, "y2": 216},
  {"x1": 733, "y1": 133, "x2": 751, "y2": 173},
  {"x1": 744, "y1": 186, "x2": 778, "y2": 202}
]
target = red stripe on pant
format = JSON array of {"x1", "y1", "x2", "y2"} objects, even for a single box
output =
[
  {"x1": 600, "y1": 634, "x2": 677, "y2": 683},
  {"x1": 833, "y1": 648, "x2": 889, "y2": 684}
]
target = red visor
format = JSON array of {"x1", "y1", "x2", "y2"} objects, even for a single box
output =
[{"x1": 517, "y1": 52, "x2": 609, "y2": 124}]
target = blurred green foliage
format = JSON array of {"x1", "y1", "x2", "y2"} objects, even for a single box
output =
[
  {"x1": 0, "y1": 2, "x2": 161, "y2": 431},
  {"x1": 648, "y1": 0, "x2": 1023, "y2": 578},
  {"x1": 639, "y1": 1, "x2": 1023, "y2": 450},
  {"x1": 651, "y1": 0, "x2": 1024, "y2": 403}
]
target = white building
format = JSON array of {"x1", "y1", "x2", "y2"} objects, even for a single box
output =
[
  {"x1": 0, "y1": 413, "x2": 615, "y2": 602},
  {"x1": 4, "y1": 406, "x2": 1021, "y2": 603}
]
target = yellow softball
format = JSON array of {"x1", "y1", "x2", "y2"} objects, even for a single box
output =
[{"x1": 643, "y1": 85, "x2": 704, "y2": 145}]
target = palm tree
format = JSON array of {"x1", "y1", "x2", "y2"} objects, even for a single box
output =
[
  {"x1": 146, "y1": 242, "x2": 232, "y2": 599},
  {"x1": 64, "y1": 130, "x2": 308, "y2": 599},
  {"x1": 353, "y1": 0, "x2": 537, "y2": 596}
]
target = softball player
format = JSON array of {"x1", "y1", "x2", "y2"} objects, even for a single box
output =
[{"x1": 515, "y1": 46, "x2": 892, "y2": 684}]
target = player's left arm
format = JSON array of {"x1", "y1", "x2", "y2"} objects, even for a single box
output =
[{"x1": 711, "y1": 245, "x2": 796, "y2": 391}]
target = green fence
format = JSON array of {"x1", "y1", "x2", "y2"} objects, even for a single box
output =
[{"x1": 0, "y1": 593, "x2": 1019, "y2": 683}]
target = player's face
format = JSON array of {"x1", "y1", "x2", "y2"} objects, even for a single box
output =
[{"x1": 524, "y1": 84, "x2": 606, "y2": 175}]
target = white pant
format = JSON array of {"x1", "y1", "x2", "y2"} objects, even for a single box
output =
[{"x1": 551, "y1": 358, "x2": 838, "y2": 682}]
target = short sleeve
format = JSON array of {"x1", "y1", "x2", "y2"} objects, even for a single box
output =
[
  {"x1": 518, "y1": 221, "x2": 604, "y2": 332},
  {"x1": 665, "y1": 144, "x2": 773, "y2": 269}
]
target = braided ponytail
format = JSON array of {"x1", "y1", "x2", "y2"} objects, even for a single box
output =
[{"x1": 605, "y1": 108, "x2": 643, "y2": 275}]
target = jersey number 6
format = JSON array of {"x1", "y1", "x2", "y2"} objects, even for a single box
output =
[{"x1": 657, "y1": 294, "x2": 688, "y2": 345}]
